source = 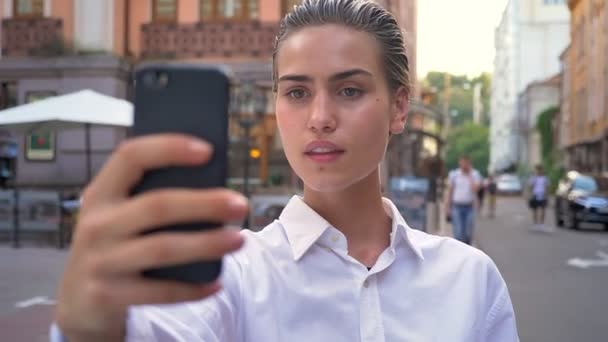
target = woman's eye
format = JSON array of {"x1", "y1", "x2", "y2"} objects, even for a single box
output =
[
  {"x1": 287, "y1": 89, "x2": 307, "y2": 99},
  {"x1": 341, "y1": 88, "x2": 362, "y2": 97}
]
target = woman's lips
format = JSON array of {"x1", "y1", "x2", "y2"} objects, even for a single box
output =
[
  {"x1": 305, "y1": 150, "x2": 345, "y2": 163},
  {"x1": 304, "y1": 140, "x2": 345, "y2": 163}
]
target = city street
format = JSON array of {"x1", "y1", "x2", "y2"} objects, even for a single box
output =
[
  {"x1": 477, "y1": 196, "x2": 608, "y2": 342},
  {"x1": 0, "y1": 246, "x2": 67, "y2": 341},
  {"x1": 1, "y1": 197, "x2": 608, "y2": 341}
]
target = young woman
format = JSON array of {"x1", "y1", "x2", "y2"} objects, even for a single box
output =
[{"x1": 53, "y1": 1, "x2": 518, "y2": 341}]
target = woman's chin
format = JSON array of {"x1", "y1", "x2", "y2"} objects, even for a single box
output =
[{"x1": 301, "y1": 176, "x2": 354, "y2": 193}]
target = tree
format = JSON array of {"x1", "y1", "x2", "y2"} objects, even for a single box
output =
[
  {"x1": 536, "y1": 106, "x2": 562, "y2": 191},
  {"x1": 445, "y1": 123, "x2": 490, "y2": 176},
  {"x1": 471, "y1": 72, "x2": 492, "y2": 126},
  {"x1": 422, "y1": 71, "x2": 492, "y2": 128}
]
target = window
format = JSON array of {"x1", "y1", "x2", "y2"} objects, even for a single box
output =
[
  {"x1": 605, "y1": 65, "x2": 608, "y2": 119},
  {"x1": 576, "y1": 88, "x2": 587, "y2": 134},
  {"x1": 0, "y1": 82, "x2": 17, "y2": 110},
  {"x1": 200, "y1": 0, "x2": 259, "y2": 21},
  {"x1": 577, "y1": 21, "x2": 585, "y2": 59},
  {"x1": 13, "y1": 0, "x2": 44, "y2": 18},
  {"x1": 153, "y1": 0, "x2": 177, "y2": 22},
  {"x1": 24, "y1": 91, "x2": 56, "y2": 161},
  {"x1": 573, "y1": 175, "x2": 598, "y2": 192},
  {"x1": 282, "y1": 0, "x2": 301, "y2": 15}
]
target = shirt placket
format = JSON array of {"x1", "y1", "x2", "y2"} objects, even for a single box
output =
[
  {"x1": 359, "y1": 273, "x2": 385, "y2": 342},
  {"x1": 320, "y1": 227, "x2": 393, "y2": 342},
  {"x1": 359, "y1": 245, "x2": 395, "y2": 342}
]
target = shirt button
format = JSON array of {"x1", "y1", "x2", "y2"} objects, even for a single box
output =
[{"x1": 331, "y1": 235, "x2": 339, "y2": 243}]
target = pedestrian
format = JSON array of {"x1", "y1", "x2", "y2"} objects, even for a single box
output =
[
  {"x1": 528, "y1": 165, "x2": 549, "y2": 231},
  {"x1": 477, "y1": 176, "x2": 486, "y2": 215},
  {"x1": 445, "y1": 155, "x2": 482, "y2": 245},
  {"x1": 52, "y1": 1, "x2": 518, "y2": 341},
  {"x1": 487, "y1": 174, "x2": 498, "y2": 218}
]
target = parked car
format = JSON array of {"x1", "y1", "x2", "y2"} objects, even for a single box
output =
[
  {"x1": 496, "y1": 174, "x2": 523, "y2": 195},
  {"x1": 554, "y1": 171, "x2": 608, "y2": 230}
]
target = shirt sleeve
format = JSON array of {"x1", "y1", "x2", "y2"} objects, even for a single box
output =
[
  {"x1": 49, "y1": 324, "x2": 68, "y2": 342},
  {"x1": 126, "y1": 254, "x2": 243, "y2": 342},
  {"x1": 473, "y1": 170, "x2": 482, "y2": 185},
  {"x1": 481, "y1": 259, "x2": 520, "y2": 342},
  {"x1": 448, "y1": 170, "x2": 456, "y2": 187},
  {"x1": 49, "y1": 254, "x2": 244, "y2": 342}
]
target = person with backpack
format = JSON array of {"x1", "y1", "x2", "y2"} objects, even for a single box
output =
[
  {"x1": 527, "y1": 165, "x2": 550, "y2": 231},
  {"x1": 486, "y1": 174, "x2": 498, "y2": 218}
]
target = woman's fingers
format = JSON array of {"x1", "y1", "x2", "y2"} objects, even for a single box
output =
[
  {"x1": 83, "y1": 278, "x2": 223, "y2": 309},
  {"x1": 75, "y1": 189, "x2": 248, "y2": 244},
  {"x1": 82, "y1": 134, "x2": 213, "y2": 210},
  {"x1": 93, "y1": 228, "x2": 244, "y2": 275}
]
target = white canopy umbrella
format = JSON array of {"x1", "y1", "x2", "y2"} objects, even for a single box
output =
[{"x1": 0, "y1": 89, "x2": 133, "y2": 182}]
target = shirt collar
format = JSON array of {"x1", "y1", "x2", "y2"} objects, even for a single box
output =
[
  {"x1": 382, "y1": 197, "x2": 425, "y2": 261},
  {"x1": 278, "y1": 195, "x2": 424, "y2": 261}
]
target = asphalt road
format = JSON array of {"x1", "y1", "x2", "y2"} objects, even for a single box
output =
[
  {"x1": 476, "y1": 196, "x2": 608, "y2": 342},
  {"x1": 0, "y1": 246, "x2": 67, "y2": 341},
  {"x1": 2, "y1": 196, "x2": 608, "y2": 341}
]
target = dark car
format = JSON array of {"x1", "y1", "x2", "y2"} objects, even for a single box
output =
[{"x1": 554, "y1": 171, "x2": 608, "y2": 230}]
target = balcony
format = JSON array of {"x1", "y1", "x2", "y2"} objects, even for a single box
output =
[
  {"x1": 141, "y1": 21, "x2": 278, "y2": 60},
  {"x1": 1, "y1": 18, "x2": 63, "y2": 57}
]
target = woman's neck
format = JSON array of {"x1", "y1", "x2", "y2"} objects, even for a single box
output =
[{"x1": 303, "y1": 170, "x2": 392, "y2": 267}]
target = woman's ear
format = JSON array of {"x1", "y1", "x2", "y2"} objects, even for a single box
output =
[{"x1": 389, "y1": 87, "x2": 409, "y2": 134}]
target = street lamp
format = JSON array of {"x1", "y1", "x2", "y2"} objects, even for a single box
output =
[{"x1": 231, "y1": 81, "x2": 267, "y2": 229}]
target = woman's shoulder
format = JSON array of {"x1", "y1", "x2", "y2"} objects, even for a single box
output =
[
  {"x1": 229, "y1": 220, "x2": 292, "y2": 261},
  {"x1": 408, "y1": 229, "x2": 497, "y2": 270}
]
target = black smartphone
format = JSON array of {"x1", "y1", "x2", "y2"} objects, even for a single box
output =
[{"x1": 130, "y1": 63, "x2": 231, "y2": 284}]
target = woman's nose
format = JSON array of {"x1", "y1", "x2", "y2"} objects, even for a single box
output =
[{"x1": 307, "y1": 93, "x2": 337, "y2": 134}]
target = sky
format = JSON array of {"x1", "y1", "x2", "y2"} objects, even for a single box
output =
[{"x1": 417, "y1": 0, "x2": 509, "y2": 80}]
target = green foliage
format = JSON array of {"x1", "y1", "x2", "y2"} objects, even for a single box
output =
[
  {"x1": 536, "y1": 107, "x2": 557, "y2": 158},
  {"x1": 535, "y1": 106, "x2": 561, "y2": 192},
  {"x1": 445, "y1": 122, "x2": 490, "y2": 175},
  {"x1": 448, "y1": 87, "x2": 473, "y2": 126},
  {"x1": 422, "y1": 71, "x2": 492, "y2": 128},
  {"x1": 472, "y1": 73, "x2": 492, "y2": 126}
]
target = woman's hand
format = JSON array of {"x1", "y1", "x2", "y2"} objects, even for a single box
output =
[{"x1": 54, "y1": 134, "x2": 248, "y2": 342}]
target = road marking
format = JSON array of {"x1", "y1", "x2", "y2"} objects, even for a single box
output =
[
  {"x1": 14, "y1": 296, "x2": 56, "y2": 309},
  {"x1": 567, "y1": 251, "x2": 608, "y2": 269}
]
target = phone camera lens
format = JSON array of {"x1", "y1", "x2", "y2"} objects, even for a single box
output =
[
  {"x1": 142, "y1": 71, "x2": 169, "y2": 89},
  {"x1": 142, "y1": 71, "x2": 157, "y2": 88},
  {"x1": 157, "y1": 72, "x2": 169, "y2": 88}
]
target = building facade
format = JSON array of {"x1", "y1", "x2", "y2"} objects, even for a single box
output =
[
  {"x1": 0, "y1": 0, "x2": 131, "y2": 188},
  {"x1": 491, "y1": 0, "x2": 570, "y2": 172},
  {"x1": 0, "y1": 0, "x2": 419, "y2": 190},
  {"x1": 558, "y1": 45, "x2": 572, "y2": 168},
  {"x1": 562, "y1": 0, "x2": 608, "y2": 174},
  {"x1": 516, "y1": 74, "x2": 561, "y2": 171}
]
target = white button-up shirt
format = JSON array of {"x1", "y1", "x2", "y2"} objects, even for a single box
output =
[
  {"x1": 52, "y1": 196, "x2": 519, "y2": 342},
  {"x1": 449, "y1": 169, "x2": 482, "y2": 204}
]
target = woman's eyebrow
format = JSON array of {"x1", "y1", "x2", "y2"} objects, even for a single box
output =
[
  {"x1": 277, "y1": 69, "x2": 373, "y2": 84},
  {"x1": 328, "y1": 69, "x2": 373, "y2": 82},
  {"x1": 277, "y1": 74, "x2": 313, "y2": 83}
]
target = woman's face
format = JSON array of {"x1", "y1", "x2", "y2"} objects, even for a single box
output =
[{"x1": 274, "y1": 24, "x2": 408, "y2": 192}]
